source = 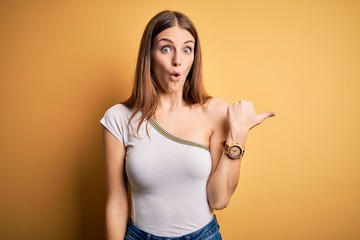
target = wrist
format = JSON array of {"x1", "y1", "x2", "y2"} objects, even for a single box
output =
[
  {"x1": 227, "y1": 129, "x2": 248, "y2": 147},
  {"x1": 222, "y1": 141, "x2": 245, "y2": 160}
]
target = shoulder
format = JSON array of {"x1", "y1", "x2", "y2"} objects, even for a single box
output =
[
  {"x1": 204, "y1": 97, "x2": 230, "y2": 121},
  {"x1": 201, "y1": 97, "x2": 230, "y2": 134},
  {"x1": 101, "y1": 104, "x2": 134, "y2": 126},
  {"x1": 102, "y1": 104, "x2": 133, "y2": 120},
  {"x1": 104, "y1": 103, "x2": 131, "y2": 115},
  {"x1": 100, "y1": 104, "x2": 136, "y2": 142}
]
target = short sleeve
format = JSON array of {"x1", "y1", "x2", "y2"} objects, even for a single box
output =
[{"x1": 100, "y1": 104, "x2": 130, "y2": 144}]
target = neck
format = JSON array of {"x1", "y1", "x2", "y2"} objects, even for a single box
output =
[{"x1": 157, "y1": 92, "x2": 186, "y2": 112}]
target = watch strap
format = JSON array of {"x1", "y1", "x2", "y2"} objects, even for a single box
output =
[{"x1": 221, "y1": 141, "x2": 245, "y2": 159}]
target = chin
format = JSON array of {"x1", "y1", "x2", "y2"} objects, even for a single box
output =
[{"x1": 167, "y1": 83, "x2": 185, "y2": 92}]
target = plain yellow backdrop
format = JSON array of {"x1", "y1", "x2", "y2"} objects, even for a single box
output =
[{"x1": 1, "y1": 0, "x2": 359, "y2": 239}]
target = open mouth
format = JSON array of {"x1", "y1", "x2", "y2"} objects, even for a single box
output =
[{"x1": 170, "y1": 72, "x2": 181, "y2": 80}]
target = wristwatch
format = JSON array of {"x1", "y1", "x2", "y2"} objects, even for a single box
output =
[{"x1": 222, "y1": 141, "x2": 245, "y2": 159}]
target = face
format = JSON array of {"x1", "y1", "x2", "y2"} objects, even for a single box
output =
[{"x1": 151, "y1": 25, "x2": 195, "y2": 94}]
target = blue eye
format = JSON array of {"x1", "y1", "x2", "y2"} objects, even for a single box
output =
[
  {"x1": 161, "y1": 46, "x2": 171, "y2": 53},
  {"x1": 184, "y1": 47, "x2": 192, "y2": 54}
]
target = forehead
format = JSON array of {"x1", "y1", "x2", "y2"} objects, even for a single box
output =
[{"x1": 155, "y1": 26, "x2": 195, "y2": 43}]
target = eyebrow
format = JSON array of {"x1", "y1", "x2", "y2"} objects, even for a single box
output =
[{"x1": 156, "y1": 38, "x2": 195, "y2": 45}]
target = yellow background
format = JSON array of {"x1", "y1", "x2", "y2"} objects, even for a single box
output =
[{"x1": 1, "y1": 0, "x2": 359, "y2": 239}]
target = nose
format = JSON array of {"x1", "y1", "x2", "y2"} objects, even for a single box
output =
[{"x1": 172, "y1": 51, "x2": 182, "y2": 67}]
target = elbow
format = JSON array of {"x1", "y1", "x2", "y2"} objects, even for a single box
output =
[
  {"x1": 207, "y1": 181, "x2": 237, "y2": 210},
  {"x1": 211, "y1": 202, "x2": 229, "y2": 210},
  {"x1": 209, "y1": 197, "x2": 230, "y2": 210}
]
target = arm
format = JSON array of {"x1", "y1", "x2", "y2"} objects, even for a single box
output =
[
  {"x1": 206, "y1": 99, "x2": 275, "y2": 210},
  {"x1": 103, "y1": 128, "x2": 129, "y2": 239}
]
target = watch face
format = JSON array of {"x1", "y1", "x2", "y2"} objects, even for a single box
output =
[{"x1": 229, "y1": 145, "x2": 242, "y2": 159}]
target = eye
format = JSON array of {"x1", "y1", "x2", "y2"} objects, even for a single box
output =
[
  {"x1": 184, "y1": 47, "x2": 192, "y2": 54},
  {"x1": 161, "y1": 46, "x2": 171, "y2": 53}
]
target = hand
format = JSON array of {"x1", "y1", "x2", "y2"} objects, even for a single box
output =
[{"x1": 227, "y1": 100, "x2": 275, "y2": 135}]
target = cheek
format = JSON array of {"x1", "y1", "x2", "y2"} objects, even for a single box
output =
[
  {"x1": 151, "y1": 61, "x2": 161, "y2": 75},
  {"x1": 152, "y1": 56, "x2": 170, "y2": 72},
  {"x1": 185, "y1": 56, "x2": 195, "y2": 71}
]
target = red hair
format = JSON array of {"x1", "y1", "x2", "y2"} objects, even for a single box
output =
[{"x1": 123, "y1": 10, "x2": 211, "y2": 132}]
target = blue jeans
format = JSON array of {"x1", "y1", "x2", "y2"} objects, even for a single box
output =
[{"x1": 125, "y1": 216, "x2": 222, "y2": 240}]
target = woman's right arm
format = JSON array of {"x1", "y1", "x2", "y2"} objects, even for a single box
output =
[{"x1": 103, "y1": 128, "x2": 129, "y2": 240}]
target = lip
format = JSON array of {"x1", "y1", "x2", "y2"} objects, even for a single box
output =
[{"x1": 170, "y1": 71, "x2": 181, "y2": 81}]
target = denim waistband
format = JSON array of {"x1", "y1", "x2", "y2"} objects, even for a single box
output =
[{"x1": 125, "y1": 215, "x2": 221, "y2": 240}]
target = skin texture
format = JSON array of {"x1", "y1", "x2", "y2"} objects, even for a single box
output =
[
  {"x1": 103, "y1": 25, "x2": 275, "y2": 240},
  {"x1": 151, "y1": 26, "x2": 195, "y2": 96}
]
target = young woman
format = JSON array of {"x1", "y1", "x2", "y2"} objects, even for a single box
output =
[{"x1": 100, "y1": 10, "x2": 274, "y2": 240}]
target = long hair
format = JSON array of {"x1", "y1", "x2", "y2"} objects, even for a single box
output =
[{"x1": 123, "y1": 10, "x2": 211, "y2": 132}]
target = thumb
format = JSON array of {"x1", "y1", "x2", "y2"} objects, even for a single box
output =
[{"x1": 258, "y1": 111, "x2": 276, "y2": 122}]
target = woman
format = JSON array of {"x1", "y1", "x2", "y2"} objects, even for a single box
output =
[{"x1": 100, "y1": 10, "x2": 274, "y2": 240}]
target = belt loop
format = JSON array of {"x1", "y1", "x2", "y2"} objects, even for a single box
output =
[
  {"x1": 146, "y1": 233, "x2": 152, "y2": 240},
  {"x1": 214, "y1": 215, "x2": 220, "y2": 228}
]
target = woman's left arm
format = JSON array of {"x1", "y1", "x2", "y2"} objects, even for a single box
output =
[{"x1": 206, "y1": 98, "x2": 275, "y2": 210}]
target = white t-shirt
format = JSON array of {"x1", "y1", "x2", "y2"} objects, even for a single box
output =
[{"x1": 100, "y1": 104, "x2": 213, "y2": 237}]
